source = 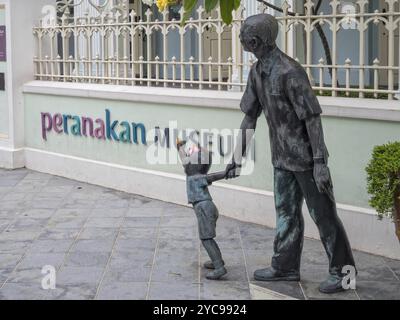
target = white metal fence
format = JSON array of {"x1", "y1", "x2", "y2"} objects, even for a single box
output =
[{"x1": 33, "y1": 0, "x2": 400, "y2": 100}]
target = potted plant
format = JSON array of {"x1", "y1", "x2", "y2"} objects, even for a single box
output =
[{"x1": 366, "y1": 141, "x2": 400, "y2": 243}]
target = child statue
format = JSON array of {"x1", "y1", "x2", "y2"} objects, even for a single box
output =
[{"x1": 176, "y1": 138, "x2": 227, "y2": 280}]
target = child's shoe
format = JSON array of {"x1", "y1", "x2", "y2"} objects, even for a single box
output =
[
  {"x1": 206, "y1": 267, "x2": 227, "y2": 280},
  {"x1": 205, "y1": 260, "x2": 226, "y2": 280}
]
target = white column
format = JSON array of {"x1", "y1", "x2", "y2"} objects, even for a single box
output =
[{"x1": 0, "y1": 0, "x2": 51, "y2": 168}]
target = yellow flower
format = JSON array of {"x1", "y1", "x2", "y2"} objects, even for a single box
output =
[{"x1": 156, "y1": 0, "x2": 178, "y2": 12}]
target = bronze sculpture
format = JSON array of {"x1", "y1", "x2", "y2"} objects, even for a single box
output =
[
  {"x1": 225, "y1": 14, "x2": 356, "y2": 294},
  {"x1": 177, "y1": 139, "x2": 228, "y2": 280}
]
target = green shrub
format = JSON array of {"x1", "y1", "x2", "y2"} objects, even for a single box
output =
[{"x1": 366, "y1": 142, "x2": 400, "y2": 219}]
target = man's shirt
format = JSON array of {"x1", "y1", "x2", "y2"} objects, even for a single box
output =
[
  {"x1": 241, "y1": 47, "x2": 324, "y2": 172},
  {"x1": 186, "y1": 174, "x2": 212, "y2": 204}
]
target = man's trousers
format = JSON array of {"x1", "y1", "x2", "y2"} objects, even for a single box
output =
[{"x1": 271, "y1": 168, "x2": 356, "y2": 276}]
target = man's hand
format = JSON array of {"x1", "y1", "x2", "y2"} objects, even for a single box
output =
[
  {"x1": 314, "y1": 163, "x2": 335, "y2": 202},
  {"x1": 225, "y1": 161, "x2": 241, "y2": 179}
]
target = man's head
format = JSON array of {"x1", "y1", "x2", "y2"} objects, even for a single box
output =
[{"x1": 240, "y1": 14, "x2": 279, "y2": 56}]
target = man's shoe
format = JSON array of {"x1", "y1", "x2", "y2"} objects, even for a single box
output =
[
  {"x1": 204, "y1": 260, "x2": 215, "y2": 269},
  {"x1": 206, "y1": 267, "x2": 227, "y2": 280},
  {"x1": 254, "y1": 267, "x2": 300, "y2": 282},
  {"x1": 319, "y1": 275, "x2": 346, "y2": 294}
]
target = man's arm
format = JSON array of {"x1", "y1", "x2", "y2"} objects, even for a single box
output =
[
  {"x1": 304, "y1": 115, "x2": 334, "y2": 201},
  {"x1": 225, "y1": 114, "x2": 258, "y2": 179}
]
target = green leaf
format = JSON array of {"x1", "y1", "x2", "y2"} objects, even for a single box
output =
[
  {"x1": 205, "y1": 0, "x2": 219, "y2": 12},
  {"x1": 219, "y1": 0, "x2": 234, "y2": 25},
  {"x1": 233, "y1": 0, "x2": 241, "y2": 10},
  {"x1": 181, "y1": 0, "x2": 198, "y2": 25}
]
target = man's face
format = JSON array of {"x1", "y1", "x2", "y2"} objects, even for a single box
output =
[{"x1": 240, "y1": 27, "x2": 256, "y2": 53}]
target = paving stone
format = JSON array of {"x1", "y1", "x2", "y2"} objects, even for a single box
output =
[
  {"x1": 108, "y1": 251, "x2": 154, "y2": 269},
  {"x1": 62, "y1": 199, "x2": 96, "y2": 209},
  {"x1": 251, "y1": 280, "x2": 305, "y2": 300},
  {"x1": 7, "y1": 218, "x2": 50, "y2": 231},
  {"x1": 126, "y1": 207, "x2": 164, "y2": 218},
  {"x1": 159, "y1": 226, "x2": 197, "y2": 240},
  {"x1": 0, "y1": 282, "x2": 49, "y2": 300},
  {"x1": 18, "y1": 209, "x2": 55, "y2": 219},
  {"x1": 103, "y1": 265, "x2": 152, "y2": 283},
  {"x1": 0, "y1": 219, "x2": 12, "y2": 232},
  {"x1": 91, "y1": 208, "x2": 128, "y2": 218},
  {"x1": 383, "y1": 257, "x2": 400, "y2": 280},
  {"x1": 119, "y1": 227, "x2": 157, "y2": 239},
  {"x1": 123, "y1": 217, "x2": 160, "y2": 228},
  {"x1": 56, "y1": 266, "x2": 104, "y2": 286},
  {"x1": 0, "y1": 254, "x2": 24, "y2": 270},
  {"x1": 38, "y1": 228, "x2": 81, "y2": 240},
  {"x1": 114, "y1": 238, "x2": 157, "y2": 252},
  {"x1": 0, "y1": 241, "x2": 32, "y2": 254},
  {"x1": 149, "y1": 281, "x2": 198, "y2": 300},
  {"x1": 46, "y1": 216, "x2": 87, "y2": 229},
  {"x1": 64, "y1": 252, "x2": 110, "y2": 268},
  {"x1": 46, "y1": 284, "x2": 97, "y2": 300},
  {"x1": 79, "y1": 227, "x2": 119, "y2": 240},
  {"x1": 84, "y1": 217, "x2": 123, "y2": 228},
  {"x1": 96, "y1": 281, "x2": 148, "y2": 300},
  {"x1": 71, "y1": 239, "x2": 115, "y2": 252},
  {"x1": 1, "y1": 193, "x2": 36, "y2": 202},
  {"x1": 29, "y1": 239, "x2": 75, "y2": 253},
  {"x1": 200, "y1": 281, "x2": 251, "y2": 300},
  {"x1": 300, "y1": 280, "x2": 359, "y2": 300},
  {"x1": 17, "y1": 253, "x2": 66, "y2": 270},
  {"x1": 356, "y1": 281, "x2": 400, "y2": 300},
  {"x1": 353, "y1": 250, "x2": 399, "y2": 282},
  {"x1": 161, "y1": 216, "x2": 197, "y2": 228}
]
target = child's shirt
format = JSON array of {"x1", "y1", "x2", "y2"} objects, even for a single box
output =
[{"x1": 186, "y1": 174, "x2": 212, "y2": 204}]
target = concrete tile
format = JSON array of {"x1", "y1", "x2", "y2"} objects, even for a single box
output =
[
  {"x1": 159, "y1": 226, "x2": 197, "y2": 240},
  {"x1": 71, "y1": 239, "x2": 115, "y2": 252},
  {"x1": 0, "y1": 254, "x2": 24, "y2": 270},
  {"x1": 0, "y1": 241, "x2": 32, "y2": 254},
  {"x1": 64, "y1": 251, "x2": 110, "y2": 268},
  {"x1": 7, "y1": 267, "x2": 48, "y2": 283},
  {"x1": 103, "y1": 265, "x2": 152, "y2": 282},
  {"x1": 148, "y1": 281, "x2": 198, "y2": 300},
  {"x1": 119, "y1": 227, "x2": 157, "y2": 239},
  {"x1": 0, "y1": 282, "x2": 49, "y2": 300},
  {"x1": 114, "y1": 239, "x2": 156, "y2": 252},
  {"x1": 91, "y1": 208, "x2": 128, "y2": 218},
  {"x1": 161, "y1": 216, "x2": 196, "y2": 228},
  {"x1": 18, "y1": 209, "x2": 55, "y2": 219},
  {"x1": 251, "y1": 280, "x2": 305, "y2": 300},
  {"x1": 0, "y1": 229, "x2": 41, "y2": 241},
  {"x1": 158, "y1": 239, "x2": 198, "y2": 251},
  {"x1": 200, "y1": 281, "x2": 251, "y2": 300},
  {"x1": 29, "y1": 239, "x2": 75, "y2": 253},
  {"x1": 7, "y1": 218, "x2": 50, "y2": 231},
  {"x1": 85, "y1": 217, "x2": 123, "y2": 228},
  {"x1": 79, "y1": 228, "x2": 118, "y2": 240},
  {"x1": 96, "y1": 281, "x2": 148, "y2": 300},
  {"x1": 124, "y1": 217, "x2": 160, "y2": 228},
  {"x1": 94, "y1": 199, "x2": 130, "y2": 209},
  {"x1": 0, "y1": 179, "x2": 22, "y2": 187},
  {"x1": 151, "y1": 250, "x2": 198, "y2": 283},
  {"x1": 56, "y1": 266, "x2": 104, "y2": 286},
  {"x1": 126, "y1": 207, "x2": 164, "y2": 218},
  {"x1": 300, "y1": 280, "x2": 359, "y2": 300},
  {"x1": 1, "y1": 193, "x2": 36, "y2": 202},
  {"x1": 46, "y1": 284, "x2": 97, "y2": 300},
  {"x1": 17, "y1": 253, "x2": 66, "y2": 269},
  {"x1": 46, "y1": 216, "x2": 87, "y2": 229},
  {"x1": 384, "y1": 257, "x2": 400, "y2": 280},
  {"x1": 38, "y1": 228, "x2": 81, "y2": 240},
  {"x1": 356, "y1": 281, "x2": 400, "y2": 300},
  {"x1": 0, "y1": 219, "x2": 12, "y2": 232},
  {"x1": 162, "y1": 206, "x2": 193, "y2": 217},
  {"x1": 353, "y1": 250, "x2": 398, "y2": 282},
  {"x1": 52, "y1": 208, "x2": 92, "y2": 218},
  {"x1": 108, "y1": 251, "x2": 154, "y2": 269},
  {"x1": 62, "y1": 199, "x2": 96, "y2": 209}
]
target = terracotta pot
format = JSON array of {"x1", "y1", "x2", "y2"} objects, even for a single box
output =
[{"x1": 394, "y1": 189, "x2": 400, "y2": 243}]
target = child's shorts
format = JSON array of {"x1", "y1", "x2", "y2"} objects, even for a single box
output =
[{"x1": 193, "y1": 200, "x2": 219, "y2": 240}]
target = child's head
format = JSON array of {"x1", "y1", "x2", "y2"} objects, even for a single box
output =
[{"x1": 177, "y1": 139, "x2": 212, "y2": 176}]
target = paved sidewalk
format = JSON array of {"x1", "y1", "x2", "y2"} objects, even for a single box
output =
[{"x1": 0, "y1": 168, "x2": 399, "y2": 300}]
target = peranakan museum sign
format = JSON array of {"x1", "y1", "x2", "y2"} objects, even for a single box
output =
[{"x1": 0, "y1": 25, "x2": 6, "y2": 62}]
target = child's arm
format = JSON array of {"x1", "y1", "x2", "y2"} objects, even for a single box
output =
[{"x1": 206, "y1": 171, "x2": 226, "y2": 184}]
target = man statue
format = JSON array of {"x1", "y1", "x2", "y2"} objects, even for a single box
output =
[{"x1": 225, "y1": 13, "x2": 356, "y2": 294}]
